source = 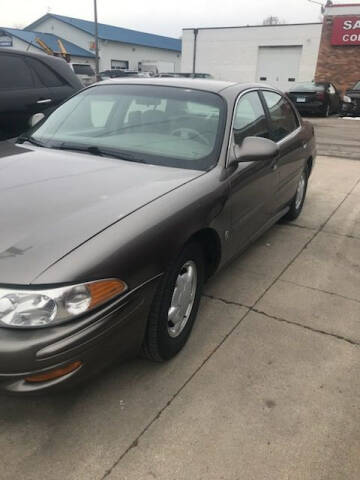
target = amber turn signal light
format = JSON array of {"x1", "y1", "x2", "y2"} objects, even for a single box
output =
[
  {"x1": 88, "y1": 279, "x2": 127, "y2": 309},
  {"x1": 25, "y1": 360, "x2": 82, "y2": 383}
]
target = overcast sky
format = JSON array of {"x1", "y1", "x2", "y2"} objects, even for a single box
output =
[{"x1": 2, "y1": 0, "x2": 360, "y2": 37}]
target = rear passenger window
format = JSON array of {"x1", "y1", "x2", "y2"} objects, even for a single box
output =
[
  {"x1": 233, "y1": 91, "x2": 270, "y2": 146},
  {"x1": 262, "y1": 91, "x2": 299, "y2": 142},
  {"x1": 0, "y1": 54, "x2": 34, "y2": 89},
  {"x1": 25, "y1": 58, "x2": 65, "y2": 87}
]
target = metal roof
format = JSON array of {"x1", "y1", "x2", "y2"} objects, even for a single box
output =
[
  {"x1": 26, "y1": 14, "x2": 182, "y2": 52},
  {"x1": 2, "y1": 28, "x2": 95, "y2": 58},
  {"x1": 183, "y1": 22, "x2": 322, "y2": 31}
]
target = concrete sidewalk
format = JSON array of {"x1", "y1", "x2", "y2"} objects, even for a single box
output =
[{"x1": 1, "y1": 156, "x2": 360, "y2": 480}]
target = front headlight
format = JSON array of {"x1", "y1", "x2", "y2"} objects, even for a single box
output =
[{"x1": 0, "y1": 279, "x2": 127, "y2": 328}]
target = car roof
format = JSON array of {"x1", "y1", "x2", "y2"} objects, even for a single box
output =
[
  {"x1": 0, "y1": 47, "x2": 83, "y2": 89},
  {"x1": 96, "y1": 77, "x2": 275, "y2": 94},
  {"x1": 0, "y1": 47, "x2": 66, "y2": 65}
]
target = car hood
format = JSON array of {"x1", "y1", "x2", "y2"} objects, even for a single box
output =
[
  {"x1": 0, "y1": 142, "x2": 202, "y2": 284},
  {"x1": 346, "y1": 89, "x2": 360, "y2": 98}
]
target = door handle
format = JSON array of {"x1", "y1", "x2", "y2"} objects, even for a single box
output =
[{"x1": 37, "y1": 98, "x2": 52, "y2": 104}]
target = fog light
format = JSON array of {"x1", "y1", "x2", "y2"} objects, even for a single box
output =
[{"x1": 25, "y1": 361, "x2": 82, "y2": 383}]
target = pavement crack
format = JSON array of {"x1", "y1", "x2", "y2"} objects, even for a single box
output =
[
  {"x1": 203, "y1": 294, "x2": 250, "y2": 309},
  {"x1": 100, "y1": 166, "x2": 360, "y2": 479},
  {"x1": 253, "y1": 172, "x2": 360, "y2": 309},
  {"x1": 253, "y1": 308, "x2": 360, "y2": 347},
  {"x1": 99, "y1": 304, "x2": 251, "y2": 479},
  {"x1": 284, "y1": 223, "x2": 316, "y2": 232}
]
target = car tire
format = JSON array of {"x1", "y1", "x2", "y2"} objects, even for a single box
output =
[
  {"x1": 141, "y1": 243, "x2": 205, "y2": 362},
  {"x1": 283, "y1": 166, "x2": 309, "y2": 222}
]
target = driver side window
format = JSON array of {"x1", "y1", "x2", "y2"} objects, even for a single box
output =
[{"x1": 233, "y1": 91, "x2": 270, "y2": 146}]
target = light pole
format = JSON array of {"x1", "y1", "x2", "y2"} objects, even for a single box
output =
[{"x1": 94, "y1": 0, "x2": 100, "y2": 80}]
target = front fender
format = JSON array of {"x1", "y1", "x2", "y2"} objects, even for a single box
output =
[{"x1": 33, "y1": 166, "x2": 230, "y2": 290}]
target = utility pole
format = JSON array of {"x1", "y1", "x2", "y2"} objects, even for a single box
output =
[
  {"x1": 192, "y1": 29, "x2": 198, "y2": 78},
  {"x1": 94, "y1": 0, "x2": 100, "y2": 81}
]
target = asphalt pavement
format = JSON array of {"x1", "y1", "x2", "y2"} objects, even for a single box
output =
[
  {"x1": 1, "y1": 154, "x2": 360, "y2": 480},
  {"x1": 309, "y1": 116, "x2": 360, "y2": 160}
]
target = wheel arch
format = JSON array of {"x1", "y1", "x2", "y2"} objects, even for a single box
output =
[
  {"x1": 307, "y1": 156, "x2": 314, "y2": 176},
  {"x1": 185, "y1": 228, "x2": 222, "y2": 281}
]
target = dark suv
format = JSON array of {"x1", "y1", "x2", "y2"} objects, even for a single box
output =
[
  {"x1": 341, "y1": 81, "x2": 360, "y2": 117},
  {"x1": 0, "y1": 48, "x2": 82, "y2": 140}
]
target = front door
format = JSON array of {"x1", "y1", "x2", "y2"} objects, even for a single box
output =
[
  {"x1": 227, "y1": 90, "x2": 278, "y2": 258},
  {"x1": 0, "y1": 53, "x2": 51, "y2": 139},
  {"x1": 25, "y1": 56, "x2": 75, "y2": 111}
]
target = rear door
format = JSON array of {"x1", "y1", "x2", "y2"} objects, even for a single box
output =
[
  {"x1": 0, "y1": 53, "x2": 52, "y2": 139},
  {"x1": 25, "y1": 56, "x2": 75, "y2": 110},
  {"x1": 261, "y1": 90, "x2": 305, "y2": 212},
  {"x1": 227, "y1": 90, "x2": 277, "y2": 257}
]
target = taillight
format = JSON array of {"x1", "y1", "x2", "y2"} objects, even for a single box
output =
[{"x1": 316, "y1": 91, "x2": 325, "y2": 101}]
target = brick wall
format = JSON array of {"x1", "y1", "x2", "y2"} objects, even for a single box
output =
[{"x1": 315, "y1": 16, "x2": 360, "y2": 95}]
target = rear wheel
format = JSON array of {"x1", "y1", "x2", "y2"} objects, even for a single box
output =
[
  {"x1": 283, "y1": 167, "x2": 309, "y2": 221},
  {"x1": 142, "y1": 243, "x2": 205, "y2": 362}
]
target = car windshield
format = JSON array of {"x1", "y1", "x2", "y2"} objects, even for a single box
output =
[
  {"x1": 30, "y1": 84, "x2": 226, "y2": 170},
  {"x1": 72, "y1": 64, "x2": 95, "y2": 76},
  {"x1": 352, "y1": 81, "x2": 360, "y2": 90},
  {"x1": 289, "y1": 82, "x2": 325, "y2": 92}
]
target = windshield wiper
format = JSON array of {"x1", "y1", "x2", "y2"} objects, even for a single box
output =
[
  {"x1": 55, "y1": 143, "x2": 146, "y2": 163},
  {"x1": 17, "y1": 135, "x2": 45, "y2": 147}
]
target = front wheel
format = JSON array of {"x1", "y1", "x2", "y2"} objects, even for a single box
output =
[
  {"x1": 142, "y1": 243, "x2": 205, "y2": 362},
  {"x1": 283, "y1": 167, "x2": 309, "y2": 221}
]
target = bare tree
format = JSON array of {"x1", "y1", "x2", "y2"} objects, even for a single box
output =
[{"x1": 262, "y1": 16, "x2": 285, "y2": 25}]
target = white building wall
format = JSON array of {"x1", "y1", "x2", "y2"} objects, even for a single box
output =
[
  {"x1": 98, "y1": 39, "x2": 181, "y2": 71},
  {"x1": 30, "y1": 17, "x2": 96, "y2": 52},
  {"x1": 31, "y1": 17, "x2": 181, "y2": 72},
  {"x1": 182, "y1": 24, "x2": 322, "y2": 83},
  {"x1": 10, "y1": 36, "x2": 42, "y2": 53}
]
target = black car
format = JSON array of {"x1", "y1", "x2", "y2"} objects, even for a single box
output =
[
  {"x1": 287, "y1": 81, "x2": 341, "y2": 117},
  {"x1": 0, "y1": 79, "x2": 316, "y2": 394},
  {"x1": 341, "y1": 81, "x2": 360, "y2": 117},
  {"x1": 0, "y1": 48, "x2": 82, "y2": 140}
]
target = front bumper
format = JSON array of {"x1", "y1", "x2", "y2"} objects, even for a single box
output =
[
  {"x1": 0, "y1": 276, "x2": 160, "y2": 395},
  {"x1": 341, "y1": 100, "x2": 360, "y2": 117}
]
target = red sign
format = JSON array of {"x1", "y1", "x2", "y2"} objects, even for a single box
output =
[{"x1": 332, "y1": 16, "x2": 360, "y2": 46}]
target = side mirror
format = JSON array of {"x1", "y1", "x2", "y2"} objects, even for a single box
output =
[
  {"x1": 231, "y1": 137, "x2": 279, "y2": 165},
  {"x1": 29, "y1": 113, "x2": 45, "y2": 128}
]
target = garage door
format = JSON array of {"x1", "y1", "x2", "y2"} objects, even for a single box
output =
[{"x1": 256, "y1": 46, "x2": 302, "y2": 92}]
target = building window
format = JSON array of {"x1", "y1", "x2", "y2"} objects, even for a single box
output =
[{"x1": 111, "y1": 60, "x2": 129, "y2": 70}]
